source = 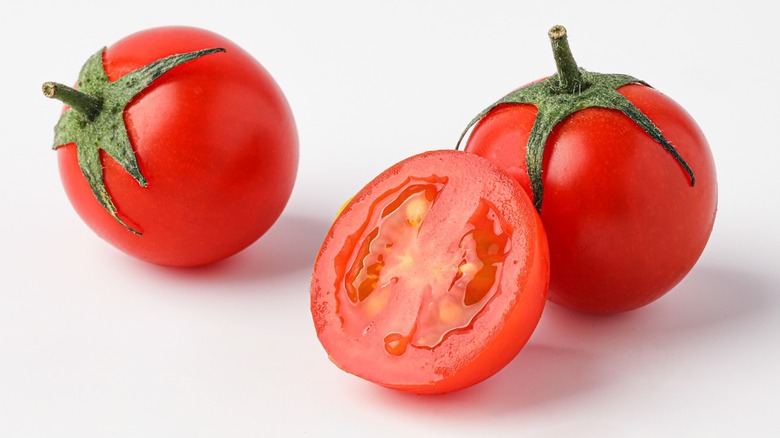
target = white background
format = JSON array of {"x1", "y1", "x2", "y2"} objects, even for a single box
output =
[{"x1": 2, "y1": 1, "x2": 778, "y2": 436}]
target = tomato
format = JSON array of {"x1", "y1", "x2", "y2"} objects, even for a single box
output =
[
  {"x1": 45, "y1": 26, "x2": 298, "y2": 267},
  {"x1": 310, "y1": 150, "x2": 549, "y2": 394},
  {"x1": 461, "y1": 26, "x2": 717, "y2": 313}
]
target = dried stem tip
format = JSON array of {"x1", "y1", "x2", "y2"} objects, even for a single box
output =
[
  {"x1": 42, "y1": 82, "x2": 57, "y2": 98},
  {"x1": 548, "y1": 25, "x2": 567, "y2": 40}
]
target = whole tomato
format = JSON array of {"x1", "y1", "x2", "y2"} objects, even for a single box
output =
[
  {"x1": 460, "y1": 26, "x2": 717, "y2": 313},
  {"x1": 311, "y1": 150, "x2": 549, "y2": 394},
  {"x1": 44, "y1": 27, "x2": 298, "y2": 267}
]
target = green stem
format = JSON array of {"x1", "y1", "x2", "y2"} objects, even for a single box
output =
[
  {"x1": 42, "y1": 82, "x2": 102, "y2": 120},
  {"x1": 548, "y1": 25, "x2": 584, "y2": 93}
]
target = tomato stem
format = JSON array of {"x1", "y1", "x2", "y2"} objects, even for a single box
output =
[
  {"x1": 42, "y1": 82, "x2": 102, "y2": 120},
  {"x1": 548, "y1": 25, "x2": 585, "y2": 93}
]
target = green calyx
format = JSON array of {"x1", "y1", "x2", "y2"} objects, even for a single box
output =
[
  {"x1": 457, "y1": 25, "x2": 695, "y2": 210},
  {"x1": 43, "y1": 47, "x2": 226, "y2": 234}
]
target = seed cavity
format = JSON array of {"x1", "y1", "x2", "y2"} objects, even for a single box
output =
[
  {"x1": 345, "y1": 181, "x2": 443, "y2": 305},
  {"x1": 411, "y1": 198, "x2": 512, "y2": 350}
]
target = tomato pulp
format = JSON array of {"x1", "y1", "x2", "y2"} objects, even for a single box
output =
[{"x1": 311, "y1": 150, "x2": 549, "y2": 394}]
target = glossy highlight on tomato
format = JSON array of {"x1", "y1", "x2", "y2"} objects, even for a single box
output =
[
  {"x1": 51, "y1": 26, "x2": 298, "y2": 267},
  {"x1": 311, "y1": 150, "x2": 549, "y2": 394}
]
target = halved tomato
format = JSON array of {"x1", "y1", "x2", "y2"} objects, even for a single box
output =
[{"x1": 310, "y1": 150, "x2": 549, "y2": 394}]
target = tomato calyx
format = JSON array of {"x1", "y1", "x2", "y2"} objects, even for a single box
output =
[
  {"x1": 42, "y1": 47, "x2": 226, "y2": 234},
  {"x1": 456, "y1": 25, "x2": 696, "y2": 210}
]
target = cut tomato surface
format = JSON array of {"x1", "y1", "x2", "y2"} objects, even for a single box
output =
[{"x1": 310, "y1": 150, "x2": 549, "y2": 394}]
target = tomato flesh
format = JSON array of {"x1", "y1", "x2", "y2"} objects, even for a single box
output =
[{"x1": 311, "y1": 150, "x2": 549, "y2": 394}]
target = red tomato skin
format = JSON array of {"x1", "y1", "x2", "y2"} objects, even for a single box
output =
[
  {"x1": 465, "y1": 84, "x2": 717, "y2": 313},
  {"x1": 56, "y1": 27, "x2": 298, "y2": 267},
  {"x1": 311, "y1": 150, "x2": 549, "y2": 394}
]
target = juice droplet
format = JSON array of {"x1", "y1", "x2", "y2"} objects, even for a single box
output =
[{"x1": 384, "y1": 332, "x2": 410, "y2": 356}]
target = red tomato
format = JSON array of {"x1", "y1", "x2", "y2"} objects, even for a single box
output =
[
  {"x1": 465, "y1": 84, "x2": 717, "y2": 313},
  {"x1": 311, "y1": 150, "x2": 549, "y2": 394},
  {"x1": 52, "y1": 27, "x2": 298, "y2": 267}
]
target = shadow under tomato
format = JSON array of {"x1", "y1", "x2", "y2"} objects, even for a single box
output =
[
  {"x1": 364, "y1": 262, "x2": 774, "y2": 414},
  {"x1": 226, "y1": 213, "x2": 332, "y2": 281},
  {"x1": 144, "y1": 213, "x2": 332, "y2": 285}
]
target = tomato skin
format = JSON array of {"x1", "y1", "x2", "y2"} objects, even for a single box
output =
[
  {"x1": 56, "y1": 27, "x2": 298, "y2": 267},
  {"x1": 311, "y1": 150, "x2": 549, "y2": 394},
  {"x1": 465, "y1": 84, "x2": 717, "y2": 313}
]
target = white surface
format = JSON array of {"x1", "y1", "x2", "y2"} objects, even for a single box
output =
[{"x1": 2, "y1": 1, "x2": 778, "y2": 436}]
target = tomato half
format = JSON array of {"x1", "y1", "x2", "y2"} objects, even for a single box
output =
[
  {"x1": 53, "y1": 26, "x2": 298, "y2": 267},
  {"x1": 465, "y1": 84, "x2": 717, "y2": 313},
  {"x1": 310, "y1": 150, "x2": 549, "y2": 394}
]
